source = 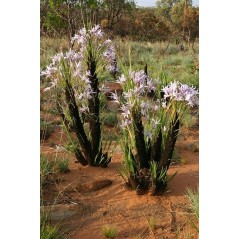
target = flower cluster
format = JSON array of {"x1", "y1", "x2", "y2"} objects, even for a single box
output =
[
  {"x1": 113, "y1": 71, "x2": 160, "y2": 130},
  {"x1": 161, "y1": 81, "x2": 199, "y2": 107},
  {"x1": 103, "y1": 44, "x2": 117, "y2": 73},
  {"x1": 41, "y1": 49, "x2": 83, "y2": 89},
  {"x1": 113, "y1": 71, "x2": 199, "y2": 143},
  {"x1": 117, "y1": 70, "x2": 158, "y2": 96},
  {"x1": 41, "y1": 25, "x2": 118, "y2": 112},
  {"x1": 71, "y1": 25, "x2": 117, "y2": 74}
]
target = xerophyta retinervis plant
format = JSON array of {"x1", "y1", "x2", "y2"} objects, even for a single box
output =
[
  {"x1": 41, "y1": 24, "x2": 117, "y2": 167},
  {"x1": 116, "y1": 71, "x2": 199, "y2": 195}
]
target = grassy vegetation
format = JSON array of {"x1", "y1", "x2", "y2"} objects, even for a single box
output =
[
  {"x1": 41, "y1": 37, "x2": 199, "y2": 88},
  {"x1": 40, "y1": 155, "x2": 54, "y2": 186},
  {"x1": 40, "y1": 35, "x2": 199, "y2": 236},
  {"x1": 101, "y1": 110, "x2": 119, "y2": 126},
  {"x1": 40, "y1": 37, "x2": 69, "y2": 70},
  {"x1": 40, "y1": 212, "x2": 63, "y2": 239},
  {"x1": 186, "y1": 188, "x2": 199, "y2": 232},
  {"x1": 56, "y1": 158, "x2": 70, "y2": 173},
  {"x1": 148, "y1": 217, "x2": 158, "y2": 230},
  {"x1": 40, "y1": 118, "x2": 54, "y2": 141},
  {"x1": 102, "y1": 225, "x2": 118, "y2": 238},
  {"x1": 114, "y1": 39, "x2": 199, "y2": 88}
]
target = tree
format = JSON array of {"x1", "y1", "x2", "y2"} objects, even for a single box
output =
[
  {"x1": 40, "y1": 0, "x2": 137, "y2": 39},
  {"x1": 183, "y1": 6, "x2": 199, "y2": 42},
  {"x1": 170, "y1": 0, "x2": 197, "y2": 42},
  {"x1": 101, "y1": 0, "x2": 136, "y2": 30},
  {"x1": 156, "y1": 0, "x2": 180, "y2": 23},
  {"x1": 132, "y1": 8, "x2": 171, "y2": 41}
]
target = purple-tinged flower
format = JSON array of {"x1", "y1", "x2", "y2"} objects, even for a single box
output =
[
  {"x1": 144, "y1": 129, "x2": 153, "y2": 141},
  {"x1": 41, "y1": 64, "x2": 58, "y2": 78},
  {"x1": 152, "y1": 103, "x2": 159, "y2": 112},
  {"x1": 64, "y1": 49, "x2": 82, "y2": 62},
  {"x1": 121, "y1": 118, "x2": 133, "y2": 128},
  {"x1": 85, "y1": 70, "x2": 92, "y2": 77},
  {"x1": 146, "y1": 79, "x2": 156, "y2": 92},
  {"x1": 71, "y1": 27, "x2": 87, "y2": 48},
  {"x1": 77, "y1": 93, "x2": 84, "y2": 100},
  {"x1": 79, "y1": 106, "x2": 88, "y2": 113},
  {"x1": 109, "y1": 64, "x2": 117, "y2": 73},
  {"x1": 117, "y1": 74, "x2": 126, "y2": 84},
  {"x1": 100, "y1": 84, "x2": 110, "y2": 94},
  {"x1": 152, "y1": 119, "x2": 160, "y2": 129},
  {"x1": 104, "y1": 39, "x2": 112, "y2": 45},
  {"x1": 162, "y1": 81, "x2": 177, "y2": 99},
  {"x1": 85, "y1": 89, "x2": 93, "y2": 99},
  {"x1": 123, "y1": 91, "x2": 132, "y2": 99},
  {"x1": 140, "y1": 101, "x2": 150, "y2": 116},
  {"x1": 91, "y1": 25, "x2": 103, "y2": 39},
  {"x1": 81, "y1": 72, "x2": 91, "y2": 84},
  {"x1": 162, "y1": 101, "x2": 167, "y2": 109},
  {"x1": 52, "y1": 52, "x2": 63, "y2": 64},
  {"x1": 79, "y1": 27, "x2": 87, "y2": 36},
  {"x1": 103, "y1": 45, "x2": 117, "y2": 74},
  {"x1": 43, "y1": 78, "x2": 58, "y2": 92},
  {"x1": 103, "y1": 45, "x2": 116, "y2": 61},
  {"x1": 121, "y1": 105, "x2": 130, "y2": 118},
  {"x1": 111, "y1": 92, "x2": 119, "y2": 103},
  {"x1": 130, "y1": 70, "x2": 147, "y2": 85},
  {"x1": 73, "y1": 68, "x2": 81, "y2": 77},
  {"x1": 161, "y1": 81, "x2": 199, "y2": 107}
]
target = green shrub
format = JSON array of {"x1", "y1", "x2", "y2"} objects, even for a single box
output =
[
  {"x1": 186, "y1": 188, "x2": 199, "y2": 232},
  {"x1": 103, "y1": 112, "x2": 119, "y2": 126},
  {"x1": 167, "y1": 45, "x2": 180, "y2": 55},
  {"x1": 193, "y1": 144, "x2": 199, "y2": 152},
  {"x1": 40, "y1": 212, "x2": 62, "y2": 239},
  {"x1": 165, "y1": 56, "x2": 182, "y2": 66},
  {"x1": 40, "y1": 118, "x2": 54, "y2": 140},
  {"x1": 56, "y1": 158, "x2": 70, "y2": 173},
  {"x1": 148, "y1": 217, "x2": 158, "y2": 230},
  {"x1": 182, "y1": 56, "x2": 195, "y2": 69},
  {"x1": 40, "y1": 155, "x2": 54, "y2": 185},
  {"x1": 102, "y1": 225, "x2": 118, "y2": 238}
]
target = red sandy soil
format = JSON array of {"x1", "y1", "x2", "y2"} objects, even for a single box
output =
[{"x1": 40, "y1": 111, "x2": 199, "y2": 239}]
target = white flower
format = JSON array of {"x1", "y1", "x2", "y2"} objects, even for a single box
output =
[
  {"x1": 111, "y1": 92, "x2": 119, "y2": 103},
  {"x1": 79, "y1": 106, "x2": 88, "y2": 113},
  {"x1": 162, "y1": 100, "x2": 167, "y2": 109},
  {"x1": 152, "y1": 119, "x2": 160, "y2": 129},
  {"x1": 100, "y1": 84, "x2": 110, "y2": 94},
  {"x1": 104, "y1": 39, "x2": 112, "y2": 45},
  {"x1": 121, "y1": 105, "x2": 130, "y2": 118},
  {"x1": 117, "y1": 74, "x2": 126, "y2": 84},
  {"x1": 121, "y1": 118, "x2": 132, "y2": 128},
  {"x1": 52, "y1": 52, "x2": 63, "y2": 64},
  {"x1": 144, "y1": 129, "x2": 153, "y2": 141},
  {"x1": 91, "y1": 24, "x2": 103, "y2": 38},
  {"x1": 41, "y1": 64, "x2": 58, "y2": 78},
  {"x1": 43, "y1": 78, "x2": 58, "y2": 92}
]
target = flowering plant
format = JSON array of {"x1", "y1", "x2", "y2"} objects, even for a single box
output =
[
  {"x1": 115, "y1": 70, "x2": 199, "y2": 195},
  {"x1": 41, "y1": 25, "x2": 117, "y2": 167}
]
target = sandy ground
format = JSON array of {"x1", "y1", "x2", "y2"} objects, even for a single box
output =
[{"x1": 40, "y1": 112, "x2": 199, "y2": 239}]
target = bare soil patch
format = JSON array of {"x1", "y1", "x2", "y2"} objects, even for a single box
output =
[{"x1": 40, "y1": 112, "x2": 199, "y2": 238}]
